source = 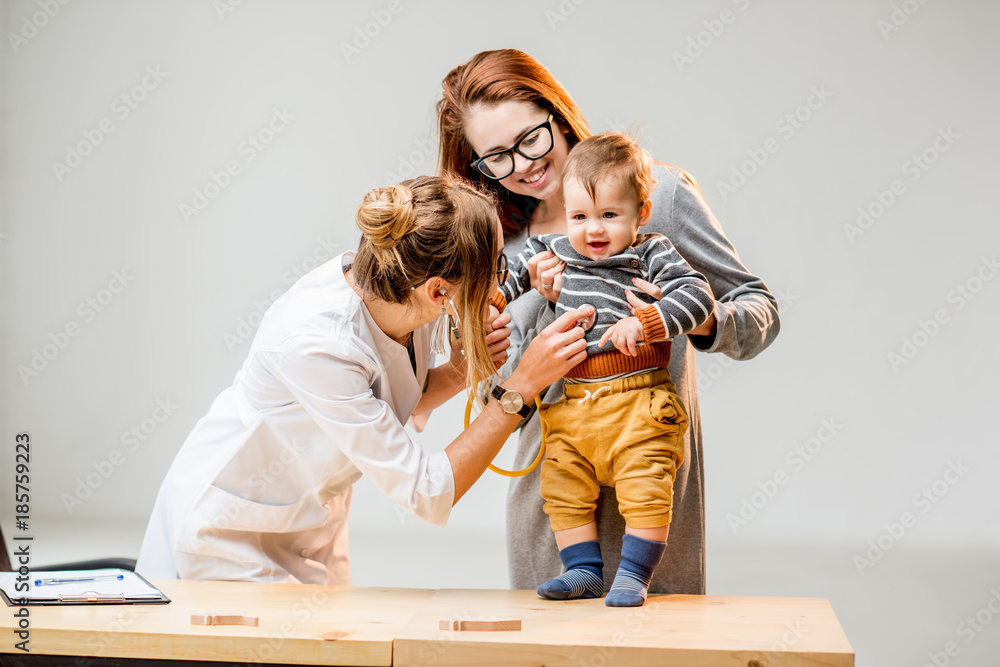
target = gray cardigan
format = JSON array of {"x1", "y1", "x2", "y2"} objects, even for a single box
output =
[{"x1": 501, "y1": 163, "x2": 780, "y2": 594}]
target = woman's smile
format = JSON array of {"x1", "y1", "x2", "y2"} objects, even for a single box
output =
[{"x1": 519, "y1": 162, "x2": 549, "y2": 187}]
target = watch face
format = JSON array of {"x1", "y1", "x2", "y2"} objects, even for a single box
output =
[{"x1": 500, "y1": 390, "x2": 524, "y2": 414}]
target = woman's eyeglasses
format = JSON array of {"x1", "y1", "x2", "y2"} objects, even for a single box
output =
[{"x1": 470, "y1": 114, "x2": 555, "y2": 180}]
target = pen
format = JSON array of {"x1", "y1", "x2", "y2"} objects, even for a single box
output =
[{"x1": 33, "y1": 574, "x2": 125, "y2": 586}]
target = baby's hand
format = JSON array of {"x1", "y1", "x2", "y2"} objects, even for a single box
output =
[{"x1": 598, "y1": 317, "x2": 644, "y2": 357}]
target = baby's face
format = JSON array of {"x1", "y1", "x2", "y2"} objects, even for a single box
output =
[{"x1": 564, "y1": 176, "x2": 646, "y2": 260}]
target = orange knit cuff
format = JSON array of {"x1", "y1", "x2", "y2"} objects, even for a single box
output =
[
  {"x1": 490, "y1": 291, "x2": 508, "y2": 312},
  {"x1": 635, "y1": 304, "x2": 667, "y2": 342}
]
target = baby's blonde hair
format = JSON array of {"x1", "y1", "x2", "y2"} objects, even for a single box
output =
[{"x1": 562, "y1": 131, "x2": 656, "y2": 204}]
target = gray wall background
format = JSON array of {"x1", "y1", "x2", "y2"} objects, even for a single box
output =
[{"x1": 2, "y1": 1, "x2": 998, "y2": 664}]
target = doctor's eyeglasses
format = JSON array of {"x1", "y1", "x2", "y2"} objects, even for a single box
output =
[
  {"x1": 496, "y1": 253, "x2": 509, "y2": 286},
  {"x1": 470, "y1": 114, "x2": 555, "y2": 180}
]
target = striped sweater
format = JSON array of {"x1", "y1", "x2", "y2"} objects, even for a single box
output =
[{"x1": 496, "y1": 233, "x2": 714, "y2": 379}]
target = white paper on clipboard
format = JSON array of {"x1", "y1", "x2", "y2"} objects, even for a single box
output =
[{"x1": 0, "y1": 568, "x2": 169, "y2": 605}]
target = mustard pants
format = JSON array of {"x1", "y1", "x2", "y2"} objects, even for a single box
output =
[{"x1": 539, "y1": 369, "x2": 688, "y2": 531}]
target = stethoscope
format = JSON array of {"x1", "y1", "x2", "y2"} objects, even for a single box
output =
[
  {"x1": 466, "y1": 391, "x2": 547, "y2": 478},
  {"x1": 437, "y1": 289, "x2": 547, "y2": 477}
]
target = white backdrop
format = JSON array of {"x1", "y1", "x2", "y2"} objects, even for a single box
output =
[{"x1": 2, "y1": 1, "x2": 999, "y2": 664}]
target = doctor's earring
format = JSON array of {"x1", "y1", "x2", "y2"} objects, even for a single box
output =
[
  {"x1": 430, "y1": 291, "x2": 452, "y2": 356},
  {"x1": 445, "y1": 293, "x2": 463, "y2": 352}
]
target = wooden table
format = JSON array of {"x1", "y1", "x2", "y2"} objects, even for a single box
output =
[
  {"x1": 396, "y1": 589, "x2": 854, "y2": 666},
  {"x1": 0, "y1": 579, "x2": 434, "y2": 666},
  {"x1": 1, "y1": 580, "x2": 854, "y2": 666}
]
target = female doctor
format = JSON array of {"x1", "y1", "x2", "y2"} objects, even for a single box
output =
[{"x1": 136, "y1": 175, "x2": 592, "y2": 585}]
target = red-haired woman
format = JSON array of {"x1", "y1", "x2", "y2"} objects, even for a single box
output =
[{"x1": 437, "y1": 49, "x2": 780, "y2": 597}]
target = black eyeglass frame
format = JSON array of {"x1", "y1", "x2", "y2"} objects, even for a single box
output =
[
  {"x1": 496, "y1": 253, "x2": 509, "y2": 286},
  {"x1": 470, "y1": 114, "x2": 555, "y2": 181}
]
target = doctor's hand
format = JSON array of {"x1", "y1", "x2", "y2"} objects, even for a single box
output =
[
  {"x1": 507, "y1": 305, "x2": 591, "y2": 400},
  {"x1": 527, "y1": 251, "x2": 565, "y2": 304}
]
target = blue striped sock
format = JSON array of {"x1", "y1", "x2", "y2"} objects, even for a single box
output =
[
  {"x1": 606, "y1": 534, "x2": 666, "y2": 607},
  {"x1": 537, "y1": 540, "x2": 604, "y2": 600}
]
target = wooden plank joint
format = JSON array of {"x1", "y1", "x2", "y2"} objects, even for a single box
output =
[
  {"x1": 438, "y1": 617, "x2": 522, "y2": 632},
  {"x1": 191, "y1": 613, "x2": 259, "y2": 627}
]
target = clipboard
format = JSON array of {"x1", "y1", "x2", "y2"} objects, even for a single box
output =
[{"x1": 0, "y1": 568, "x2": 170, "y2": 606}]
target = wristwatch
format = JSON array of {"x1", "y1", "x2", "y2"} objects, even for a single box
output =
[{"x1": 491, "y1": 383, "x2": 532, "y2": 418}]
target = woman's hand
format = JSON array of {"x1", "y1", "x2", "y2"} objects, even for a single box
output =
[
  {"x1": 629, "y1": 276, "x2": 661, "y2": 300},
  {"x1": 445, "y1": 305, "x2": 512, "y2": 378},
  {"x1": 686, "y1": 311, "x2": 717, "y2": 338},
  {"x1": 506, "y1": 306, "x2": 591, "y2": 399},
  {"x1": 485, "y1": 306, "x2": 512, "y2": 368},
  {"x1": 412, "y1": 306, "x2": 512, "y2": 423},
  {"x1": 626, "y1": 279, "x2": 718, "y2": 338},
  {"x1": 527, "y1": 250, "x2": 565, "y2": 303}
]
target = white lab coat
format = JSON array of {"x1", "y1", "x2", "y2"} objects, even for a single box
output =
[{"x1": 136, "y1": 251, "x2": 455, "y2": 585}]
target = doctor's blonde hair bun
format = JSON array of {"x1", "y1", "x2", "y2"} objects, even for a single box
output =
[
  {"x1": 353, "y1": 175, "x2": 501, "y2": 398},
  {"x1": 356, "y1": 184, "x2": 416, "y2": 256}
]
